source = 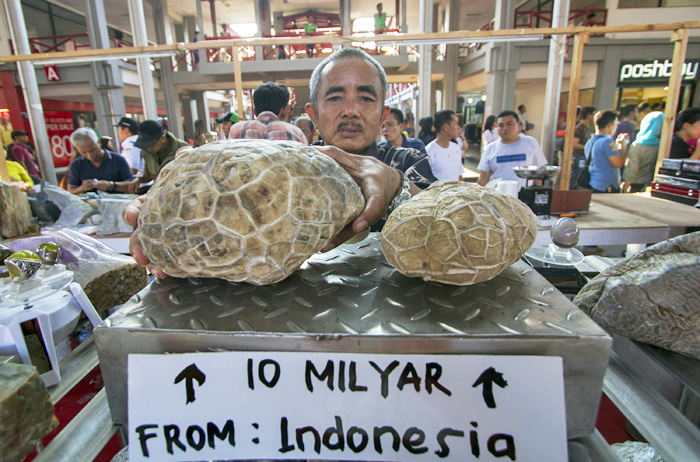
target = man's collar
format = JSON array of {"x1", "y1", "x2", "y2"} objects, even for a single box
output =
[{"x1": 257, "y1": 111, "x2": 280, "y2": 122}]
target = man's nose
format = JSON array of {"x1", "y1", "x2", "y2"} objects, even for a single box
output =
[{"x1": 340, "y1": 98, "x2": 361, "y2": 118}]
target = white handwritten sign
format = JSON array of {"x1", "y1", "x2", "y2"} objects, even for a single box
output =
[{"x1": 128, "y1": 352, "x2": 567, "y2": 461}]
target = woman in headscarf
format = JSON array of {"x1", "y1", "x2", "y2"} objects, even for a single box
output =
[{"x1": 622, "y1": 110, "x2": 664, "y2": 193}]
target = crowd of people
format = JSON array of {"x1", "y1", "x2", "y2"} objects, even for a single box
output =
[
  {"x1": 563, "y1": 102, "x2": 700, "y2": 194},
  {"x1": 3, "y1": 47, "x2": 699, "y2": 237}
]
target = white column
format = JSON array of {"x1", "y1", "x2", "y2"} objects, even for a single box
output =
[
  {"x1": 340, "y1": 0, "x2": 352, "y2": 48},
  {"x1": 2, "y1": 0, "x2": 57, "y2": 184},
  {"x1": 485, "y1": 0, "x2": 517, "y2": 116},
  {"x1": 417, "y1": 0, "x2": 433, "y2": 119},
  {"x1": 128, "y1": 0, "x2": 158, "y2": 119},
  {"x1": 541, "y1": 0, "x2": 570, "y2": 163}
]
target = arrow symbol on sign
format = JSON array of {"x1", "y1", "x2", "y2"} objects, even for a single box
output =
[
  {"x1": 472, "y1": 367, "x2": 508, "y2": 409},
  {"x1": 174, "y1": 363, "x2": 206, "y2": 404}
]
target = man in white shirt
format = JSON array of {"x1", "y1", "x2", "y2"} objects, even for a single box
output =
[
  {"x1": 477, "y1": 110, "x2": 548, "y2": 188},
  {"x1": 426, "y1": 109, "x2": 464, "y2": 181},
  {"x1": 115, "y1": 117, "x2": 142, "y2": 175}
]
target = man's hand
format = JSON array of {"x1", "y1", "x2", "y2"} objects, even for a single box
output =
[
  {"x1": 314, "y1": 145, "x2": 402, "y2": 250},
  {"x1": 126, "y1": 178, "x2": 141, "y2": 194},
  {"x1": 123, "y1": 195, "x2": 168, "y2": 278},
  {"x1": 93, "y1": 180, "x2": 112, "y2": 191}
]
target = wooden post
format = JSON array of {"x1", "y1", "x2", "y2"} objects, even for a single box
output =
[
  {"x1": 655, "y1": 29, "x2": 689, "y2": 174},
  {"x1": 559, "y1": 31, "x2": 589, "y2": 191},
  {"x1": 232, "y1": 46, "x2": 245, "y2": 121}
]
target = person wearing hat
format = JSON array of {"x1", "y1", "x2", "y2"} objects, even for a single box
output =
[
  {"x1": 215, "y1": 112, "x2": 239, "y2": 139},
  {"x1": 9, "y1": 129, "x2": 41, "y2": 184},
  {"x1": 127, "y1": 119, "x2": 188, "y2": 194},
  {"x1": 115, "y1": 116, "x2": 143, "y2": 175},
  {"x1": 67, "y1": 127, "x2": 133, "y2": 195}
]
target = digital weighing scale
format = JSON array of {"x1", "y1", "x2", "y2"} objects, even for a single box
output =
[{"x1": 514, "y1": 166, "x2": 561, "y2": 227}]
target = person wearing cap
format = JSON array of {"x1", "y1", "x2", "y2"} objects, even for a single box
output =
[
  {"x1": 228, "y1": 82, "x2": 307, "y2": 143},
  {"x1": 215, "y1": 112, "x2": 239, "y2": 139},
  {"x1": 8, "y1": 129, "x2": 41, "y2": 184},
  {"x1": 115, "y1": 116, "x2": 143, "y2": 175},
  {"x1": 127, "y1": 119, "x2": 188, "y2": 194},
  {"x1": 67, "y1": 127, "x2": 133, "y2": 195}
]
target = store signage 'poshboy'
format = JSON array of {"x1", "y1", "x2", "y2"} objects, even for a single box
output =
[{"x1": 618, "y1": 58, "x2": 699, "y2": 82}]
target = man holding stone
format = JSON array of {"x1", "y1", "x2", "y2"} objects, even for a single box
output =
[{"x1": 125, "y1": 48, "x2": 437, "y2": 276}]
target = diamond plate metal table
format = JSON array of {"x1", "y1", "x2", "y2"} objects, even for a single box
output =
[{"x1": 95, "y1": 233, "x2": 611, "y2": 439}]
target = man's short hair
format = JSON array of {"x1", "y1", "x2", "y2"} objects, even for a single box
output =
[
  {"x1": 70, "y1": 127, "x2": 98, "y2": 146},
  {"x1": 10, "y1": 129, "x2": 28, "y2": 139},
  {"x1": 581, "y1": 106, "x2": 597, "y2": 120},
  {"x1": 433, "y1": 110, "x2": 455, "y2": 133},
  {"x1": 619, "y1": 104, "x2": 637, "y2": 119},
  {"x1": 253, "y1": 82, "x2": 290, "y2": 116},
  {"x1": 675, "y1": 107, "x2": 700, "y2": 133},
  {"x1": 309, "y1": 48, "x2": 388, "y2": 110},
  {"x1": 497, "y1": 110, "x2": 520, "y2": 122},
  {"x1": 594, "y1": 110, "x2": 618, "y2": 130},
  {"x1": 637, "y1": 102, "x2": 650, "y2": 111},
  {"x1": 517, "y1": 104, "x2": 526, "y2": 112},
  {"x1": 388, "y1": 108, "x2": 405, "y2": 125}
]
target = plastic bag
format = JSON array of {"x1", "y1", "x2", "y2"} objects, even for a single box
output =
[{"x1": 611, "y1": 441, "x2": 665, "y2": 462}]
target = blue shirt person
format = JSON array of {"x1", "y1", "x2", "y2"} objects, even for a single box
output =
[
  {"x1": 379, "y1": 107, "x2": 427, "y2": 154},
  {"x1": 67, "y1": 127, "x2": 133, "y2": 195},
  {"x1": 585, "y1": 110, "x2": 630, "y2": 193}
]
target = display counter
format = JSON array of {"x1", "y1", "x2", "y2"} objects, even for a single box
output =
[{"x1": 537, "y1": 193, "x2": 700, "y2": 246}]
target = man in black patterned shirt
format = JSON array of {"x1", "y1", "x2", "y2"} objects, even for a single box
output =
[{"x1": 305, "y1": 48, "x2": 437, "y2": 241}]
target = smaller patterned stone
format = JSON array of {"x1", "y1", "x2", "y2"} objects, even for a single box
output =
[{"x1": 381, "y1": 181, "x2": 536, "y2": 285}]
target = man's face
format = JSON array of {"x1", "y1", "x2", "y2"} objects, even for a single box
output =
[
  {"x1": 222, "y1": 121, "x2": 233, "y2": 135},
  {"x1": 381, "y1": 113, "x2": 403, "y2": 145},
  {"x1": 444, "y1": 114, "x2": 460, "y2": 139},
  {"x1": 74, "y1": 139, "x2": 103, "y2": 163},
  {"x1": 146, "y1": 135, "x2": 166, "y2": 153},
  {"x1": 306, "y1": 57, "x2": 389, "y2": 154},
  {"x1": 295, "y1": 120, "x2": 315, "y2": 144},
  {"x1": 496, "y1": 115, "x2": 521, "y2": 143},
  {"x1": 685, "y1": 118, "x2": 700, "y2": 140},
  {"x1": 117, "y1": 126, "x2": 129, "y2": 142}
]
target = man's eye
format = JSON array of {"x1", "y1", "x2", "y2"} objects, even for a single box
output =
[{"x1": 326, "y1": 96, "x2": 341, "y2": 102}]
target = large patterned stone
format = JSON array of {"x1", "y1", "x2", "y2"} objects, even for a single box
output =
[
  {"x1": 574, "y1": 231, "x2": 700, "y2": 359},
  {"x1": 381, "y1": 181, "x2": 537, "y2": 285},
  {"x1": 0, "y1": 182, "x2": 32, "y2": 238},
  {"x1": 137, "y1": 140, "x2": 364, "y2": 285}
]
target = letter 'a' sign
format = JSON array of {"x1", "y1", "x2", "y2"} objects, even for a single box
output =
[{"x1": 128, "y1": 352, "x2": 568, "y2": 461}]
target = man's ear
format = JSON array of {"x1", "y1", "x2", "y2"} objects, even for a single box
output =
[
  {"x1": 305, "y1": 103, "x2": 318, "y2": 125},
  {"x1": 379, "y1": 105, "x2": 391, "y2": 124}
]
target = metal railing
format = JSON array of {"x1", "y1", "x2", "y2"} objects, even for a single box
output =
[{"x1": 25, "y1": 33, "x2": 160, "y2": 70}]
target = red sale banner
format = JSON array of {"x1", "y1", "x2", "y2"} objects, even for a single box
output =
[{"x1": 44, "y1": 111, "x2": 75, "y2": 167}]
